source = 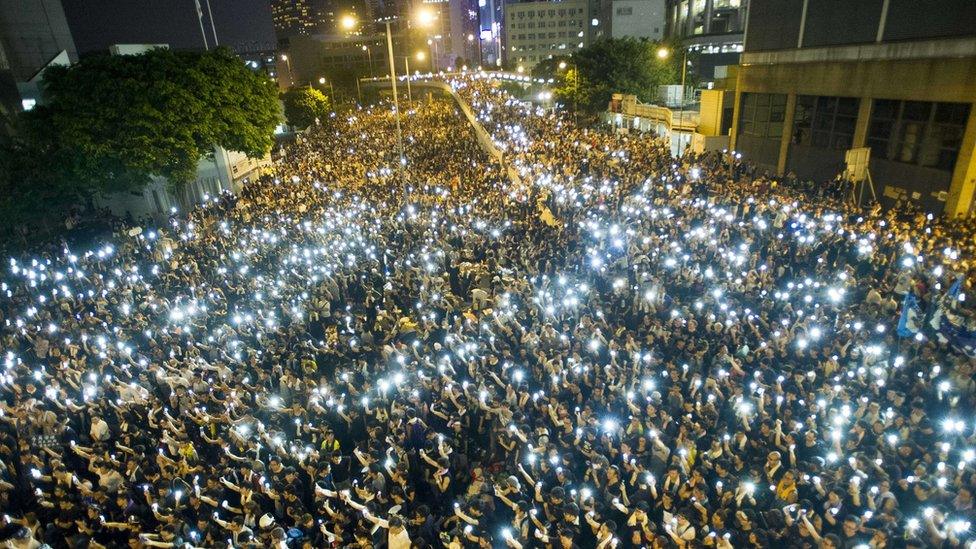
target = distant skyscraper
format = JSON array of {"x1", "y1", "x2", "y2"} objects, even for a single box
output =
[
  {"x1": 271, "y1": 0, "x2": 372, "y2": 41},
  {"x1": 271, "y1": 0, "x2": 316, "y2": 37}
]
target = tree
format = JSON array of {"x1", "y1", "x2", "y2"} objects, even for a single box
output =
[
  {"x1": 559, "y1": 38, "x2": 678, "y2": 113},
  {"x1": 282, "y1": 87, "x2": 332, "y2": 129},
  {"x1": 531, "y1": 55, "x2": 573, "y2": 81},
  {"x1": 19, "y1": 47, "x2": 280, "y2": 194}
]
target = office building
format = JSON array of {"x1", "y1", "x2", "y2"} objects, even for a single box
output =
[
  {"x1": 665, "y1": 0, "x2": 747, "y2": 81},
  {"x1": 478, "y1": 0, "x2": 504, "y2": 66},
  {"x1": 272, "y1": 0, "x2": 372, "y2": 39},
  {"x1": 272, "y1": 0, "x2": 317, "y2": 37},
  {"x1": 58, "y1": 0, "x2": 275, "y2": 55},
  {"x1": 610, "y1": 0, "x2": 665, "y2": 40},
  {"x1": 0, "y1": 0, "x2": 77, "y2": 82},
  {"x1": 413, "y1": 0, "x2": 480, "y2": 70},
  {"x1": 729, "y1": 0, "x2": 976, "y2": 215},
  {"x1": 503, "y1": 0, "x2": 590, "y2": 69}
]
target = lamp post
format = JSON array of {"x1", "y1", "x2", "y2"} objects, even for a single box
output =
[
  {"x1": 558, "y1": 60, "x2": 579, "y2": 125},
  {"x1": 657, "y1": 46, "x2": 689, "y2": 153},
  {"x1": 468, "y1": 33, "x2": 482, "y2": 69},
  {"x1": 340, "y1": 11, "x2": 434, "y2": 201},
  {"x1": 362, "y1": 45, "x2": 373, "y2": 77},
  {"x1": 427, "y1": 38, "x2": 440, "y2": 72},
  {"x1": 318, "y1": 77, "x2": 334, "y2": 99},
  {"x1": 384, "y1": 19, "x2": 406, "y2": 186},
  {"x1": 403, "y1": 55, "x2": 412, "y2": 102},
  {"x1": 280, "y1": 54, "x2": 292, "y2": 87}
]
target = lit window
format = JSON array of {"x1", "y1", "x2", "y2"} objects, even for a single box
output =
[
  {"x1": 21, "y1": 99, "x2": 36, "y2": 111},
  {"x1": 591, "y1": 18, "x2": 599, "y2": 26}
]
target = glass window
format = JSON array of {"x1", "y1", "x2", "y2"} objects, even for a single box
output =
[
  {"x1": 739, "y1": 93, "x2": 787, "y2": 139},
  {"x1": 867, "y1": 99, "x2": 970, "y2": 172},
  {"x1": 794, "y1": 95, "x2": 857, "y2": 150}
]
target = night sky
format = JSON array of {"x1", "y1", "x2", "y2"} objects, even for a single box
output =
[{"x1": 61, "y1": 0, "x2": 277, "y2": 55}]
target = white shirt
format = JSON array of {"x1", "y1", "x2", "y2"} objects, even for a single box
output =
[{"x1": 388, "y1": 528, "x2": 411, "y2": 549}]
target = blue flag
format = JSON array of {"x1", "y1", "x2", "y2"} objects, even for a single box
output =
[
  {"x1": 897, "y1": 292, "x2": 921, "y2": 338},
  {"x1": 948, "y1": 274, "x2": 964, "y2": 300}
]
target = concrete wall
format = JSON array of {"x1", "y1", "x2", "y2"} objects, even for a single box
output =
[
  {"x1": 611, "y1": 0, "x2": 665, "y2": 40},
  {"x1": 0, "y1": 0, "x2": 77, "y2": 81},
  {"x1": 96, "y1": 148, "x2": 271, "y2": 221},
  {"x1": 733, "y1": 43, "x2": 976, "y2": 215}
]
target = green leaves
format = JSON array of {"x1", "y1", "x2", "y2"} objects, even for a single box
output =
[
  {"x1": 20, "y1": 47, "x2": 280, "y2": 193},
  {"x1": 281, "y1": 87, "x2": 332, "y2": 130},
  {"x1": 553, "y1": 38, "x2": 678, "y2": 113}
]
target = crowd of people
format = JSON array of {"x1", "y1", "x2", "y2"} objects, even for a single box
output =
[{"x1": 0, "y1": 75, "x2": 975, "y2": 549}]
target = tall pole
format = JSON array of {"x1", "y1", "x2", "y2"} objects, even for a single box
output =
[
  {"x1": 573, "y1": 64, "x2": 579, "y2": 126},
  {"x1": 678, "y1": 49, "x2": 687, "y2": 154},
  {"x1": 193, "y1": 0, "x2": 210, "y2": 50},
  {"x1": 404, "y1": 57, "x2": 412, "y2": 102},
  {"x1": 204, "y1": 0, "x2": 219, "y2": 46},
  {"x1": 385, "y1": 21, "x2": 406, "y2": 198}
]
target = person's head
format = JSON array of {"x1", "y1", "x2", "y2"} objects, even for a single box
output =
[{"x1": 822, "y1": 533, "x2": 841, "y2": 549}]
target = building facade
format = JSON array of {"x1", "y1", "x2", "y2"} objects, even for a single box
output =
[
  {"x1": 272, "y1": 0, "x2": 371, "y2": 39},
  {"x1": 610, "y1": 0, "x2": 665, "y2": 40},
  {"x1": 665, "y1": 0, "x2": 747, "y2": 82},
  {"x1": 503, "y1": 0, "x2": 590, "y2": 68},
  {"x1": 0, "y1": 0, "x2": 77, "y2": 81},
  {"x1": 730, "y1": 0, "x2": 976, "y2": 215}
]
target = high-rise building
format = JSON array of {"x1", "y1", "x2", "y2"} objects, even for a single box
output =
[
  {"x1": 271, "y1": 0, "x2": 316, "y2": 37},
  {"x1": 729, "y1": 0, "x2": 976, "y2": 215},
  {"x1": 503, "y1": 0, "x2": 590, "y2": 69},
  {"x1": 413, "y1": 0, "x2": 479, "y2": 70},
  {"x1": 272, "y1": 0, "x2": 371, "y2": 39},
  {"x1": 665, "y1": 0, "x2": 747, "y2": 81},
  {"x1": 477, "y1": 0, "x2": 504, "y2": 66},
  {"x1": 610, "y1": 0, "x2": 665, "y2": 40}
]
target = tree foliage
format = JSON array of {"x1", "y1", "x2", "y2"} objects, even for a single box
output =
[
  {"x1": 0, "y1": 47, "x2": 280, "y2": 246},
  {"x1": 20, "y1": 47, "x2": 280, "y2": 193},
  {"x1": 551, "y1": 38, "x2": 678, "y2": 113},
  {"x1": 282, "y1": 87, "x2": 332, "y2": 129}
]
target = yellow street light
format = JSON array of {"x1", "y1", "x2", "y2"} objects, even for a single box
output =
[
  {"x1": 558, "y1": 61, "x2": 567, "y2": 70},
  {"x1": 415, "y1": 7, "x2": 436, "y2": 27},
  {"x1": 467, "y1": 33, "x2": 475, "y2": 42},
  {"x1": 516, "y1": 65, "x2": 524, "y2": 73},
  {"x1": 656, "y1": 47, "x2": 670, "y2": 60},
  {"x1": 319, "y1": 77, "x2": 326, "y2": 84},
  {"x1": 340, "y1": 14, "x2": 357, "y2": 30},
  {"x1": 416, "y1": 51, "x2": 426, "y2": 61},
  {"x1": 280, "y1": 54, "x2": 288, "y2": 61}
]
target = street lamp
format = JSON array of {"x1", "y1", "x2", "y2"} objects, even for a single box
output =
[
  {"x1": 280, "y1": 54, "x2": 292, "y2": 86},
  {"x1": 557, "y1": 59, "x2": 579, "y2": 123},
  {"x1": 317, "y1": 77, "x2": 334, "y2": 98},
  {"x1": 416, "y1": 7, "x2": 436, "y2": 28},
  {"x1": 361, "y1": 44, "x2": 373, "y2": 77},
  {"x1": 656, "y1": 46, "x2": 689, "y2": 153},
  {"x1": 416, "y1": 51, "x2": 426, "y2": 61},
  {"x1": 341, "y1": 11, "x2": 435, "y2": 201},
  {"x1": 340, "y1": 14, "x2": 357, "y2": 31},
  {"x1": 426, "y1": 38, "x2": 440, "y2": 72}
]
